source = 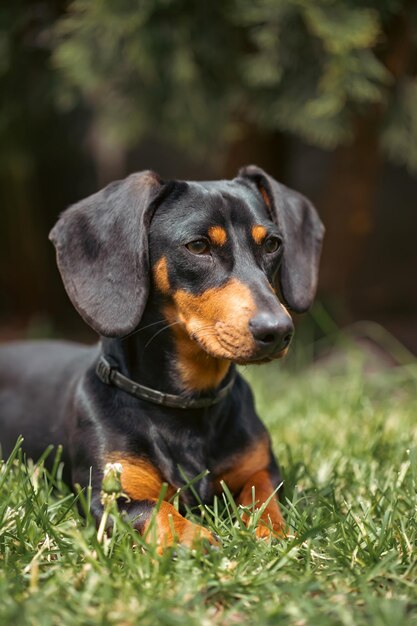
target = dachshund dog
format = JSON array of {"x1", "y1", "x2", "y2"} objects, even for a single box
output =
[{"x1": 0, "y1": 166, "x2": 324, "y2": 550}]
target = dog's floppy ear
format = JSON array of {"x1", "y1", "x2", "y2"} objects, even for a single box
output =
[
  {"x1": 239, "y1": 165, "x2": 325, "y2": 313},
  {"x1": 49, "y1": 170, "x2": 162, "y2": 337}
]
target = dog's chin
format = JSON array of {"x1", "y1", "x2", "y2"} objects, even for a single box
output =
[
  {"x1": 188, "y1": 329, "x2": 289, "y2": 365},
  {"x1": 230, "y1": 348, "x2": 289, "y2": 366},
  {"x1": 241, "y1": 348, "x2": 289, "y2": 365}
]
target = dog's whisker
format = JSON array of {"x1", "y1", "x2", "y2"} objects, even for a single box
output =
[
  {"x1": 144, "y1": 321, "x2": 181, "y2": 350},
  {"x1": 122, "y1": 318, "x2": 167, "y2": 340}
]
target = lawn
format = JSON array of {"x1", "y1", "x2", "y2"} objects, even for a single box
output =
[{"x1": 0, "y1": 326, "x2": 416, "y2": 626}]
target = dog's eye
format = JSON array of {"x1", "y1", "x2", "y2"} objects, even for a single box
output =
[
  {"x1": 264, "y1": 236, "x2": 282, "y2": 254},
  {"x1": 185, "y1": 240, "x2": 210, "y2": 255}
]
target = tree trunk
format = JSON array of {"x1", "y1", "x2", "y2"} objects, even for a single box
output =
[
  {"x1": 319, "y1": 10, "x2": 413, "y2": 313},
  {"x1": 319, "y1": 115, "x2": 380, "y2": 302},
  {"x1": 223, "y1": 122, "x2": 289, "y2": 181}
]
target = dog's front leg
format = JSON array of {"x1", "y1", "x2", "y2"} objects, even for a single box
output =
[
  {"x1": 117, "y1": 499, "x2": 217, "y2": 553},
  {"x1": 82, "y1": 458, "x2": 218, "y2": 553},
  {"x1": 237, "y1": 468, "x2": 287, "y2": 539},
  {"x1": 217, "y1": 435, "x2": 287, "y2": 539}
]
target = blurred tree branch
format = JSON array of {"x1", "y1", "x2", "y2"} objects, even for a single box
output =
[
  {"x1": 52, "y1": 0, "x2": 417, "y2": 173},
  {"x1": 51, "y1": 0, "x2": 417, "y2": 308}
]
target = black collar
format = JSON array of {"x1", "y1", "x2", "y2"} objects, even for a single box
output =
[{"x1": 95, "y1": 355, "x2": 236, "y2": 409}]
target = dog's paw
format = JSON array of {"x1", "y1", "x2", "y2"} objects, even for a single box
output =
[
  {"x1": 241, "y1": 509, "x2": 289, "y2": 541},
  {"x1": 254, "y1": 520, "x2": 288, "y2": 540},
  {"x1": 152, "y1": 520, "x2": 219, "y2": 554},
  {"x1": 178, "y1": 521, "x2": 220, "y2": 549}
]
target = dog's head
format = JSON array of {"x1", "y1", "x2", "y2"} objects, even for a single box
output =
[{"x1": 50, "y1": 166, "x2": 324, "y2": 364}]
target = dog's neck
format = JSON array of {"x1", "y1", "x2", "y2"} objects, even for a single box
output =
[{"x1": 101, "y1": 294, "x2": 231, "y2": 396}]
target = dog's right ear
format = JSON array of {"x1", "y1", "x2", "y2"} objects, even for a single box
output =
[
  {"x1": 239, "y1": 165, "x2": 324, "y2": 313},
  {"x1": 49, "y1": 171, "x2": 162, "y2": 338}
]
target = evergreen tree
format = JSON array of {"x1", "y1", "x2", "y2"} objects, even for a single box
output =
[{"x1": 53, "y1": 0, "x2": 417, "y2": 173}]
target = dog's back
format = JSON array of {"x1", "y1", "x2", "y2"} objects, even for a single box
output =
[{"x1": 0, "y1": 340, "x2": 95, "y2": 464}]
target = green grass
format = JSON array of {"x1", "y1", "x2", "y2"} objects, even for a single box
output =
[{"x1": 1, "y1": 333, "x2": 416, "y2": 626}]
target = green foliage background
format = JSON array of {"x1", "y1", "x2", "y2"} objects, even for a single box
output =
[{"x1": 52, "y1": 0, "x2": 417, "y2": 170}]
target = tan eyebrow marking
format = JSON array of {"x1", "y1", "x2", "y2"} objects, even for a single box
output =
[
  {"x1": 251, "y1": 225, "x2": 267, "y2": 245},
  {"x1": 208, "y1": 225, "x2": 227, "y2": 246}
]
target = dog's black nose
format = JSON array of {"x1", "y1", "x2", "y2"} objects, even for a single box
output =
[{"x1": 249, "y1": 313, "x2": 293, "y2": 354}]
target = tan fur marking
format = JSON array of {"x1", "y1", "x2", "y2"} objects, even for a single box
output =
[
  {"x1": 153, "y1": 257, "x2": 170, "y2": 294},
  {"x1": 252, "y1": 224, "x2": 267, "y2": 245},
  {"x1": 238, "y1": 469, "x2": 286, "y2": 538},
  {"x1": 144, "y1": 500, "x2": 217, "y2": 552},
  {"x1": 216, "y1": 436, "x2": 270, "y2": 494},
  {"x1": 173, "y1": 278, "x2": 256, "y2": 358},
  {"x1": 106, "y1": 454, "x2": 217, "y2": 551},
  {"x1": 208, "y1": 225, "x2": 227, "y2": 246},
  {"x1": 164, "y1": 304, "x2": 230, "y2": 391},
  {"x1": 215, "y1": 437, "x2": 286, "y2": 538},
  {"x1": 259, "y1": 185, "x2": 271, "y2": 210},
  {"x1": 106, "y1": 454, "x2": 176, "y2": 501},
  {"x1": 166, "y1": 278, "x2": 256, "y2": 390}
]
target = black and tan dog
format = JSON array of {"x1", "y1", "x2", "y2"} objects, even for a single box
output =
[{"x1": 0, "y1": 166, "x2": 324, "y2": 549}]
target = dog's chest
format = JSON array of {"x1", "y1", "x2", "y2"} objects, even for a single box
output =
[
  {"x1": 144, "y1": 408, "x2": 255, "y2": 508},
  {"x1": 150, "y1": 423, "x2": 223, "y2": 507},
  {"x1": 101, "y1": 387, "x2": 261, "y2": 509}
]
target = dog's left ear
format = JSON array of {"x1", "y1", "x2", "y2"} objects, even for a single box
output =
[
  {"x1": 49, "y1": 171, "x2": 162, "y2": 337},
  {"x1": 239, "y1": 165, "x2": 325, "y2": 313}
]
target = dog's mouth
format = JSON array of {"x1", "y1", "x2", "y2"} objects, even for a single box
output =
[
  {"x1": 188, "y1": 323, "x2": 288, "y2": 365},
  {"x1": 165, "y1": 279, "x2": 292, "y2": 366},
  {"x1": 164, "y1": 299, "x2": 290, "y2": 366}
]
